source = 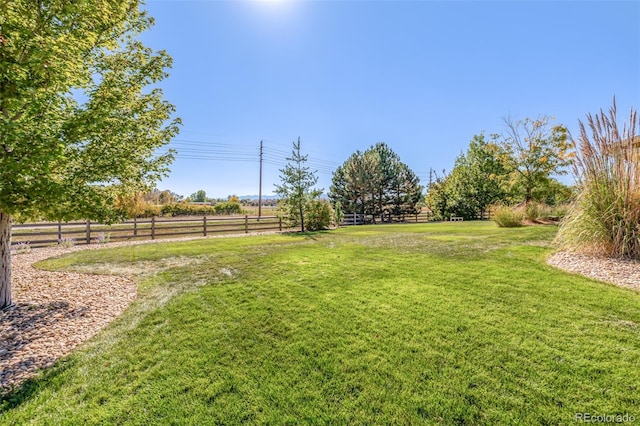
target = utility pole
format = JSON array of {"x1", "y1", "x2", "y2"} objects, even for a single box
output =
[{"x1": 258, "y1": 140, "x2": 263, "y2": 218}]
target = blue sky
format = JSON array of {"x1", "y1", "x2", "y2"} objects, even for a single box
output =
[{"x1": 142, "y1": 0, "x2": 640, "y2": 199}]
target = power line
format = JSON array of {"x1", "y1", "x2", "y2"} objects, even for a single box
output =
[{"x1": 159, "y1": 139, "x2": 341, "y2": 176}]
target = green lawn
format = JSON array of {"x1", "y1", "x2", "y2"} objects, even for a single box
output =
[{"x1": 2, "y1": 222, "x2": 639, "y2": 424}]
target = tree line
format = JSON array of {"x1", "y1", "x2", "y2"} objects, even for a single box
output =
[
  {"x1": 425, "y1": 116, "x2": 574, "y2": 220},
  {"x1": 275, "y1": 116, "x2": 574, "y2": 232},
  {"x1": 274, "y1": 140, "x2": 423, "y2": 231}
]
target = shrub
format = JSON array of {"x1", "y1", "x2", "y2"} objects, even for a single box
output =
[
  {"x1": 304, "y1": 199, "x2": 334, "y2": 231},
  {"x1": 556, "y1": 100, "x2": 640, "y2": 258},
  {"x1": 58, "y1": 237, "x2": 75, "y2": 248},
  {"x1": 161, "y1": 202, "x2": 216, "y2": 217},
  {"x1": 550, "y1": 204, "x2": 570, "y2": 220},
  {"x1": 142, "y1": 204, "x2": 161, "y2": 218},
  {"x1": 13, "y1": 241, "x2": 31, "y2": 254},
  {"x1": 492, "y1": 204, "x2": 523, "y2": 227},
  {"x1": 333, "y1": 201, "x2": 344, "y2": 227},
  {"x1": 524, "y1": 202, "x2": 541, "y2": 222},
  {"x1": 159, "y1": 202, "x2": 245, "y2": 217},
  {"x1": 523, "y1": 202, "x2": 554, "y2": 222},
  {"x1": 214, "y1": 201, "x2": 244, "y2": 215},
  {"x1": 95, "y1": 232, "x2": 111, "y2": 244}
]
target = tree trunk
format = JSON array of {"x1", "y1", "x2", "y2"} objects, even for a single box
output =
[
  {"x1": 0, "y1": 212, "x2": 12, "y2": 309},
  {"x1": 525, "y1": 187, "x2": 532, "y2": 204}
]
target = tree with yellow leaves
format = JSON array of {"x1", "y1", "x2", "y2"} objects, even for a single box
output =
[{"x1": 489, "y1": 116, "x2": 573, "y2": 204}]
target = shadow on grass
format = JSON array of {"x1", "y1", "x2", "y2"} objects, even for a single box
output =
[
  {"x1": 281, "y1": 230, "x2": 333, "y2": 240},
  {"x1": 0, "y1": 357, "x2": 76, "y2": 412}
]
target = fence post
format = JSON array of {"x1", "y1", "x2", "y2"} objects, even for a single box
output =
[
  {"x1": 245, "y1": 215, "x2": 249, "y2": 234},
  {"x1": 58, "y1": 222, "x2": 62, "y2": 242},
  {"x1": 279, "y1": 217, "x2": 282, "y2": 231},
  {"x1": 86, "y1": 219, "x2": 91, "y2": 245},
  {"x1": 133, "y1": 217, "x2": 138, "y2": 237},
  {"x1": 151, "y1": 216, "x2": 156, "y2": 240},
  {"x1": 203, "y1": 215, "x2": 207, "y2": 237}
]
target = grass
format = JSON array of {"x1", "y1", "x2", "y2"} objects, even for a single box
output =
[
  {"x1": 556, "y1": 100, "x2": 640, "y2": 258},
  {"x1": 491, "y1": 205, "x2": 524, "y2": 228},
  {"x1": 2, "y1": 222, "x2": 640, "y2": 424}
]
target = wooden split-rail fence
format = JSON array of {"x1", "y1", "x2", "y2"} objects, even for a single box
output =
[
  {"x1": 341, "y1": 211, "x2": 491, "y2": 225},
  {"x1": 11, "y1": 215, "x2": 288, "y2": 248},
  {"x1": 11, "y1": 211, "x2": 492, "y2": 248}
]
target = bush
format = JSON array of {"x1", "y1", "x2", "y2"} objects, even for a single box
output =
[
  {"x1": 333, "y1": 201, "x2": 344, "y2": 227},
  {"x1": 142, "y1": 204, "x2": 161, "y2": 218},
  {"x1": 492, "y1": 205, "x2": 523, "y2": 227},
  {"x1": 95, "y1": 232, "x2": 111, "y2": 244},
  {"x1": 161, "y1": 202, "x2": 216, "y2": 217},
  {"x1": 523, "y1": 202, "x2": 555, "y2": 222},
  {"x1": 549, "y1": 204, "x2": 570, "y2": 220},
  {"x1": 556, "y1": 100, "x2": 640, "y2": 258},
  {"x1": 58, "y1": 237, "x2": 76, "y2": 248},
  {"x1": 13, "y1": 241, "x2": 31, "y2": 254},
  {"x1": 304, "y1": 199, "x2": 334, "y2": 231},
  {"x1": 214, "y1": 201, "x2": 244, "y2": 215},
  {"x1": 158, "y1": 201, "x2": 246, "y2": 217},
  {"x1": 524, "y1": 202, "x2": 541, "y2": 222}
]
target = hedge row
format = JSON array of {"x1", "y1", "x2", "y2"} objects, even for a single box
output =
[{"x1": 130, "y1": 201, "x2": 246, "y2": 218}]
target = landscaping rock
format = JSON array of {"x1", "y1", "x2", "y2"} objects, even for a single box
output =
[
  {"x1": 548, "y1": 251, "x2": 640, "y2": 292},
  {"x1": 0, "y1": 245, "x2": 136, "y2": 394}
]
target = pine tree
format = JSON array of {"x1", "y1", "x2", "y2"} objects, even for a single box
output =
[{"x1": 274, "y1": 138, "x2": 322, "y2": 232}]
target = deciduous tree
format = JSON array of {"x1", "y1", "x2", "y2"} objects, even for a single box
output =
[
  {"x1": 0, "y1": 1, "x2": 180, "y2": 308},
  {"x1": 188, "y1": 189, "x2": 208, "y2": 203},
  {"x1": 424, "y1": 169, "x2": 452, "y2": 221},
  {"x1": 447, "y1": 134, "x2": 508, "y2": 219},
  {"x1": 490, "y1": 116, "x2": 573, "y2": 204}
]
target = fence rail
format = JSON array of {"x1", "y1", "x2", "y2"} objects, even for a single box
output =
[
  {"x1": 11, "y1": 215, "x2": 288, "y2": 248},
  {"x1": 341, "y1": 212, "x2": 433, "y2": 226},
  {"x1": 341, "y1": 210, "x2": 491, "y2": 226},
  {"x1": 12, "y1": 211, "x2": 493, "y2": 248}
]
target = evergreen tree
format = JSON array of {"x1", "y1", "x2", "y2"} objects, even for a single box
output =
[
  {"x1": 274, "y1": 138, "x2": 323, "y2": 232},
  {"x1": 330, "y1": 143, "x2": 422, "y2": 221}
]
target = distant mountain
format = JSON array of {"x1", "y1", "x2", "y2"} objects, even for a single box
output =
[
  {"x1": 237, "y1": 193, "x2": 329, "y2": 200},
  {"x1": 237, "y1": 194, "x2": 280, "y2": 200}
]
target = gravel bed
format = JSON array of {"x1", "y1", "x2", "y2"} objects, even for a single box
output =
[
  {"x1": 0, "y1": 232, "x2": 279, "y2": 395},
  {"x1": 0, "y1": 244, "x2": 136, "y2": 395},
  {"x1": 548, "y1": 251, "x2": 640, "y2": 292}
]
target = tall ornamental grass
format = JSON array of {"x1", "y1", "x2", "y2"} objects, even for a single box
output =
[
  {"x1": 556, "y1": 100, "x2": 640, "y2": 258},
  {"x1": 492, "y1": 204, "x2": 524, "y2": 227}
]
